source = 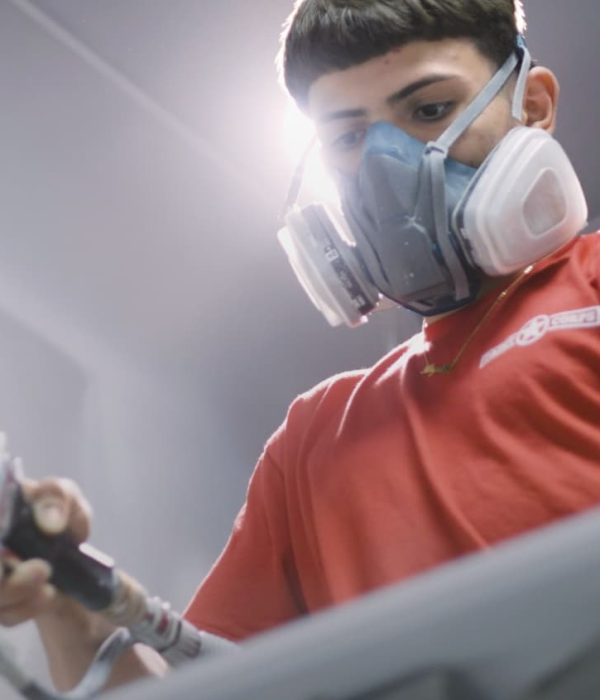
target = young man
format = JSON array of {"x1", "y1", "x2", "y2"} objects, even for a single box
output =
[{"x1": 1, "y1": 0, "x2": 599, "y2": 692}]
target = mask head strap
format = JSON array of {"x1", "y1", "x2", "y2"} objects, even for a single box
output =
[
  {"x1": 416, "y1": 37, "x2": 532, "y2": 301},
  {"x1": 436, "y1": 36, "x2": 531, "y2": 155},
  {"x1": 511, "y1": 35, "x2": 533, "y2": 120}
]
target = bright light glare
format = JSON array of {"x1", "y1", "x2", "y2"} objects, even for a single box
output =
[
  {"x1": 283, "y1": 102, "x2": 340, "y2": 208},
  {"x1": 301, "y1": 150, "x2": 341, "y2": 208},
  {"x1": 283, "y1": 102, "x2": 315, "y2": 164}
]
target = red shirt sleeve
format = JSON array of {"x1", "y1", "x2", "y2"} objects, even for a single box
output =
[{"x1": 183, "y1": 447, "x2": 306, "y2": 641}]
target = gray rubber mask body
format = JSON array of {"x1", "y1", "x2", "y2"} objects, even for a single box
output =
[{"x1": 342, "y1": 121, "x2": 478, "y2": 315}]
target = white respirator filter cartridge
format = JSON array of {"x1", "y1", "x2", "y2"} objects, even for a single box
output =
[
  {"x1": 278, "y1": 204, "x2": 380, "y2": 327},
  {"x1": 454, "y1": 126, "x2": 588, "y2": 276}
]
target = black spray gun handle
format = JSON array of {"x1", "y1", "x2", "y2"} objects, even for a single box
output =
[
  {"x1": 0, "y1": 442, "x2": 234, "y2": 664},
  {"x1": 0, "y1": 464, "x2": 118, "y2": 610}
]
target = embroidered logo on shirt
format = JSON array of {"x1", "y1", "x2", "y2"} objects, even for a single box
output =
[{"x1": 480, "y1": 305, "x2": 600, "y2": 368}]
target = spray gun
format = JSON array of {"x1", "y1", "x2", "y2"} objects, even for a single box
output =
[{"x1": 0, "y1": 439, "x2": 234, "y2": 699}]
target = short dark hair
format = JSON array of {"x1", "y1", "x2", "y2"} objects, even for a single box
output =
[{"x1": 279, "y1": 0, "x2": 526, "y2": 110}]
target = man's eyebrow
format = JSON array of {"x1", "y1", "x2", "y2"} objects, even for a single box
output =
[
  {"x1": 317, "y1": 107, "x2": 368, "y2": 124},
  {"x1": 386, "y1": 74, "x2": 455, "y2": 105},
  {"x1": 317, "y1": 74, "x2": 456, "y2": 124}
]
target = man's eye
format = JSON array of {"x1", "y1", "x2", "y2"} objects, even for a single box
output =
[
  {"x1": 414, "y1": 101, "x2": 453, "y2": 121},
  {"x1": 330, "y1": 129, "x2": 366, "y2": 152}
]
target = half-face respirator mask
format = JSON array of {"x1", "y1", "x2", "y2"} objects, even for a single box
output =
[{"x1": 278, "y1": 37, "x2": 588, "y2": 325}]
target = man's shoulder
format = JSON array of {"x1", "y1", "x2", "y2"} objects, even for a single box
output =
[
  {"x1": 298, "y1": 335, "x2": 417, "y2": 408},
  {"x1": 553, "y1": 231, "x2": 600, "y2": 279},
  {"x1": 571, "y1": 230, "x2": 600, "y2": 249},
  {"x1": 567, "y1": 230, "x2": 600, "y2": 261},
  {"x1": 518, "y1": 231, "x2": 600, "y2": 286},
  {"x1": 575, "y1": 230, "x2": 600, "y2": 256},
  {"x1": 268, "y1": 335, "x2": 418, "y2": 451}
]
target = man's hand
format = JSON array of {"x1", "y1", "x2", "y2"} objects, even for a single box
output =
[
  {"x1": 0, "y1": 475, "x2": 166, "y2": 691},
  {"x1": 0, "y1": 476, "x2": 93, "y2": 627}
]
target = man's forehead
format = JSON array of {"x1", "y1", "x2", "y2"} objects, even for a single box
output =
[{"x1": 307, "y1": 39, "x2": 494, "y2": 122}]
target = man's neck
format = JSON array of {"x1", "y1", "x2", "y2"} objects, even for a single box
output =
[{"x1": 423, "y1": 272, "x2": 521, "y2": 326}]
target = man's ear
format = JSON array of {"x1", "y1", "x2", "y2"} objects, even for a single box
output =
[{"x1": 522, "y1": 66, "x2": 560, "y2": 133}]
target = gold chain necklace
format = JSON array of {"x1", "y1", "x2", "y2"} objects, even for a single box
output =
[{"x1": 421, "y1": 265, "x2": 534, "y2": 377}]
